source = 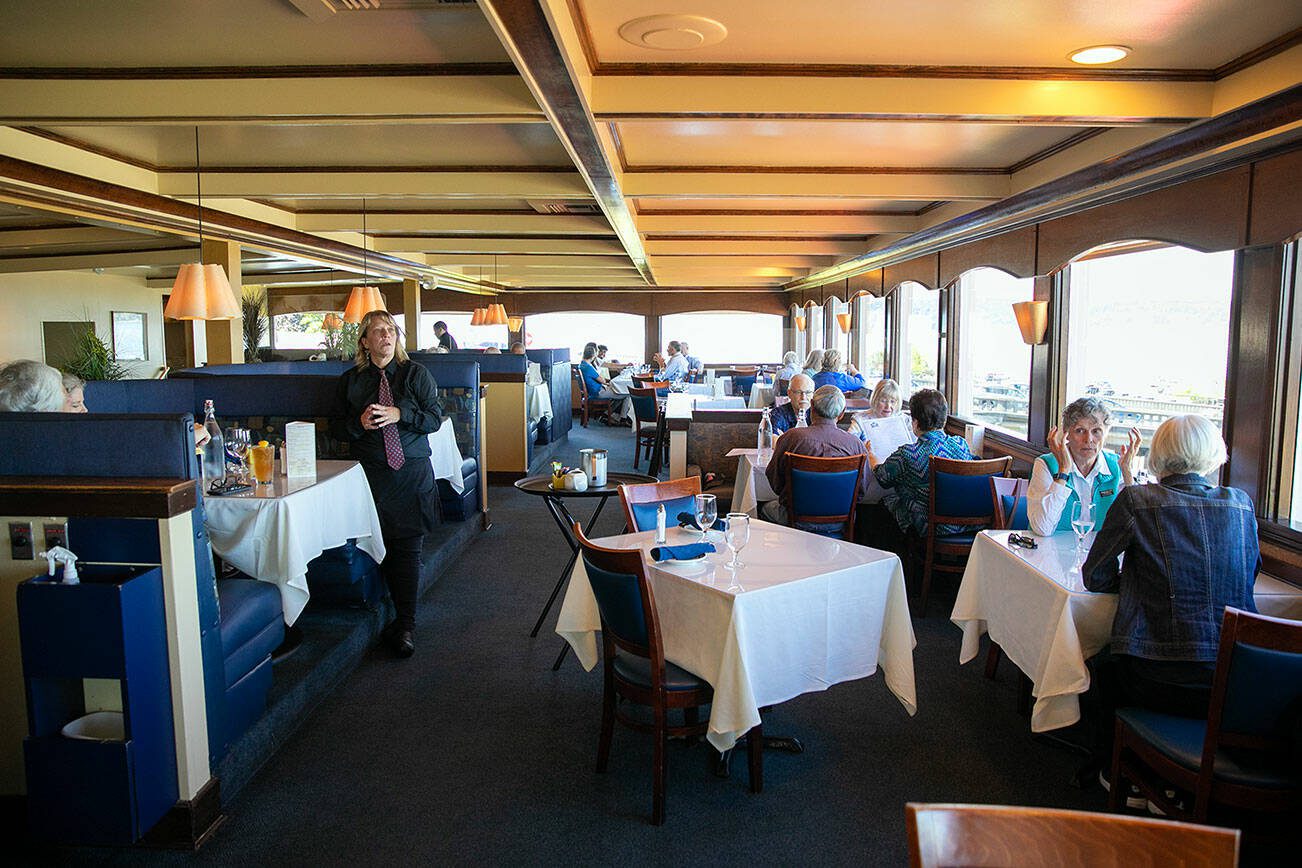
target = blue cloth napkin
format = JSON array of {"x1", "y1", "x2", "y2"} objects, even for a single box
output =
[
  {"x1": 650, "y1": 542, "x2": 716, "y2": 562},
  {"x1": 676, "y1": 512, "x2": 729, "y2": 532}
]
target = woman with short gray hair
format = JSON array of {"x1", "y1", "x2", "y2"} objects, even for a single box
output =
[
  {"x1": 812, "y1": 348, "x2": 867, "y2": 395},
  {"x1": 801, "y1": 348, "x2": 824, "y2": 378},
  {"x1": 0, "y1": 359, "x2": 65, "y2": 412},
  {"x1": 1026, "y1": 396, "x2": 1142, "y2": 536}
]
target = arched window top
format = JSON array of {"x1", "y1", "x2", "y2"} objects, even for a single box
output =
[
  {"x1": 888, "y1": 279, "x2": 938, "y2": 296},
  {"x1": 945, "y1": 264, "x2": 1026, "y2": 289},
  {"x1": 1051, "y1": 239, "x2": 1223, "y2": 276}
]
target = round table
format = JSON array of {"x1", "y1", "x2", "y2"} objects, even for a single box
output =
[{"x1": 515, "y1": 471, "x2": 656, "y2": 669}]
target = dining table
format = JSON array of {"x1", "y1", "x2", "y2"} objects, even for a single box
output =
[
  {"x1": 748, "y1": 381, "x2": 774, "y2": 408},
  {"x1": 727, "y1": 447, "x2": 777, "y2": 517},
  {"x1": 951, "y1": 529, "x2": 1302, "y2": 733},
  {"x1": 556, "y1": 520, "x2": 917, "y2": 752}
]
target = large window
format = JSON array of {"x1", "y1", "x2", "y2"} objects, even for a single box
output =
[
  {"x1": 271, "y1": 312, "x2": 331, "y2": 350},
  {"x1": 523, "y1": 311, "x2": 645, "y2": 363},
  {"x1": 660, "y1": 311, "x2": 783, "y2": 364},
  {"x1": 418, "y1": 312, "x2": 506, "y2": 350},
  {"x1": 904, "y1": 282, "x2": 940, "y2": 395},
  {"x1": 955, "y1": 268, "x2": 1035, "y2": 438},
  {"x1": 855, "y1": 293, "x2": 887, "y2": 384},
  {"x1": 1278, "y1": 242, "x2": 1302, "y2": 529},
  {"x1": 807, "y1": 304, "x2": 825, "y2": 352},
  {"x1": 791, "y1": 305, "x2": 806, "y2": 361},
  {"x1": 1066, "y1": 244, "x2": 1233, "y2": 461}
]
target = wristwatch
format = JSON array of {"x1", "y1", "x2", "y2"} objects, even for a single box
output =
[{"x1": 1053, "y1": 472, "x2": 1071, "y2": 483}]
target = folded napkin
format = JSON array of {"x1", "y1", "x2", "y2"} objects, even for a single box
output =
[
  {"x1": 676, "y1": 512, "x2": 729, "y2": 532},
  {"x1": 650, "y1": 542, "x2": 716, "y2": 562}
]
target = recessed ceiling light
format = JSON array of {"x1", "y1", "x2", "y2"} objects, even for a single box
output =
[
  {"x1": 618, "y1": 15, "x2": 727, "y2": 51},
  {"x1": 1069, "y1": 45, "x2": 1131, "y2": 65}
]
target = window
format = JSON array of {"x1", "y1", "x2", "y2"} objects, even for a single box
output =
[
  {"x1": 955, "y1": 268, "x2": 1034, "y2": 438},
  {"x1": 522, "y1": 311, "x2": 645, "y2": 363},
  {"x1": 1277, "y1": 241, "x2": 1302, "y2": 529},
  {"x1": 825, "y1": 296, "x2": 849, "y2": 362},
  {"x1": 791, "y1": 305, "x2": 806, "y2": 361},
  {"x1": 903, "y1": 282, "x2": 940, "y2": 395},
  {"x1": 855, "y1": 293, "x2": 886, "y2": 384},
  {"x1": 272, "y1": 312, "x2": 331, "y2": 350},
  {"x1": 418, "y1": 312, "x2": 506, "y2": 350},
  {"x1": 807, "y1": 304, "x2": 824, "y2": 352},
  {"x1": 659, "y1": 311, "x2": 782, "y2": 364},
  {"x1": 1065, "y1": 244, "x2": 1234, "y2": 463}
]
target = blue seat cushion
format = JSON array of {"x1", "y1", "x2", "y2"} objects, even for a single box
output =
[
  {"x1": 217, "y1": 579, "x2": 284, "y2": 689},
  {"x1": 1118, "y1": 707, "x2": 1299, "y2": 789},
  {"x1": 613, "y1": 653, "x2": 709, "y2": 692},
  {"x1": 934, "y1": 531, "x2": 980, "y2": 546}
]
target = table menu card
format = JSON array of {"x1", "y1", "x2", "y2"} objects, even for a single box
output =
[
  {"x1": 284, "y1": 421, "x2": 317, "y2": 480},
  {"x1": 859, "y1": 414, "x2": 915, "y2": 502}
]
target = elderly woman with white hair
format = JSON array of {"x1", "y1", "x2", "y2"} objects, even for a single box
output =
[
  {"x1": 801, "y1": 348, "x2": 824, "y2": 379},
  {"x1": 0, "y1": 360, "x2": 67, "y2": 412},
  {"x1": 1081, "y1": 414, "x2": 1258, "y2": 786}
]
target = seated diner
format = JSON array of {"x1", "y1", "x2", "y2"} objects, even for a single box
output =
[
  {"x1": 579, "y1": 345, "x2": 628, "y2": 425},
  {"x1": 849, "y1": 378, "x2": 903, "y2": 439},
  {"x1": 811, "y1": 349, "x2": 867, "y2": 395},
  {"x1": 776, "y1": 351, "x2": 801, "y2": 382},
  {"x1": 762, "y1": 384, "x2": 868, "y2": 525},
  {"x1": 770, "y1": 373, "x2": 813, "y2": 434},
  {"x1": 801, "y1": 348, "x2": 824, "y2": 378},
  {"x1": 0, "y1": 359, "x2": 66, "y2": 412}
]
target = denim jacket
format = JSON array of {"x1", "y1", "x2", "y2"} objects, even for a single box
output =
[{"x1": 1082, "y1": 473, "x2": 1259, "y2": 662}]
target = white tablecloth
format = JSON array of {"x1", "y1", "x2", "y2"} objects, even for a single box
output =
[
  {"x1": 557, "y1": 521, "x2": 917, "y2": 751},
  {"x1": 428, "y1": 422, "x2": 465, "y2": 494},
  {"x1": 526, "y1": 382, "x2": 553, "y2": 424},
  {"x1": 203, "y1": 460, "x2": 386, "y2": 626},
  {"x1": 951, "y1": 530, "x2": 1302, "y2": 732},
  {"x1": 727, "y1": 447, "x2": 776, "y2": 516},
  {"x1": 749, "y1": 382, "x2": 774, "y2": 408}
]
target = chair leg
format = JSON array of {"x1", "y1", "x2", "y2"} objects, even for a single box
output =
[
  {"x1": 652, "y1": 704, "x2": 667, "y2": 826},
  {"x1": 747, "y1": 723, "x2": 763, "y2": 794},
  {"x1": 596, "y1": 678, "x2": 615, "y2": 773},
  {"x1": 984, "y1": 641, "x2": 1002, "y2": 680},
  {"x1": 919, "y1": 542, "x2": 935, "y2": 616},
  {"x1": 633, "y1": 434, "x2": 641, "y2": 468}
]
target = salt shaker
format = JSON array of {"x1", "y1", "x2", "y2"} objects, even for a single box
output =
[{"x1": 655, "y1": 503, "x2": 667, "y2": 544}]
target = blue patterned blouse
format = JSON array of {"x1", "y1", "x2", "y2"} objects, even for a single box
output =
[{"x1": 873, "y1": 429, "x2": 974, "y2": 535}]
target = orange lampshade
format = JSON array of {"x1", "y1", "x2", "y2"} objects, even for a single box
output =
[
  {"x1": 1012, "y1": 300, "x2": 1049, "y2": 345},
  {"x1": 836, "y1": 312, "x2": 852, "y2": 333},
  {"x1": 795, "y1": 314, "x2": 806, "y2": 332},
  {"x1": 470, "y1": 307, "x2": 486, "y2": 326},
  {"x1": 486, "y1": 303, "x2": 509, "y2": 326},
  {"x1": 323, "y1": 313, "x2": 343, "y2": 330},
  {"x1": 164, "y1": 263, "x2": 241, "y2": 320},
  {"x1": 507, "y1": 315, "x2": 524, "y2": 332},
  {"x1": 343, "y1": 285, "x2": 386, "y2": 324}
]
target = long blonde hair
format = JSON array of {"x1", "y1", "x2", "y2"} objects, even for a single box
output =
[{"x1": 354, "y1": 310, "x2": 410, "y2": 368}]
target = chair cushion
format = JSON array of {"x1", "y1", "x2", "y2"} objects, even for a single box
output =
[
  {"x1": 1118, "y1": 708, "x2": 1300, "y2": 790},
  {"x1": 218, "y1": 579, "x2": 285, "y2": 688},
  {"x1": 934, "y1": 531, "x2": 980, "y2": 546},
  {"x1": 613, "y1": 653, "x2": 709, "y2": 692},
  {"x1": 458, "y1": 457, "x2": 477, "y2": 477}
]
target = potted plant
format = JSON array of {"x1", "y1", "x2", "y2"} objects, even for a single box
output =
[
  {"x1": 242, "y1": 285, "x2": 267, "y2": 363},
  {"x1": 62, "y1": 327, "x2": 127, "y2": 382}
]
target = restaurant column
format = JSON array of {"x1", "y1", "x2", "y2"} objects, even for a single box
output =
[
  {"x1": 202, "y1": 239, "x2": 245, "y2": 365},
  {"x1": 403, "y1": 277, "x2": 421, "y2": 352}
]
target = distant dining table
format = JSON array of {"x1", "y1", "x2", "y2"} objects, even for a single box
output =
[
  {"x1": 748, "y1": 381, "x2": 774, "y2": 408},
  {"x1": 727, "y1": 447, "x2": 777, "y2": 516},
  {"x1": 951, "y1": 529, "x2": 1302, "y2": 732},
  {"x1": 203, "y1": 459, "x2": 385, "y2": 626},
  {"x1": 556, "y1": 520, "x2": 917, "y2": 751},
  {"x1": 663, "y1": 392, "x2": 749, "y2": 479},
  {"x1": 427, "y1": 421, "x2": 466, "y2": 494}
]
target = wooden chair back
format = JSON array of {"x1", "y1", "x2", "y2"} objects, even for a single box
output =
[
  {"x1": 619, "y1": 477, "x2": 702, "y2": 533},
  {"x1": 574, "y1": 522, "x2": 663, "y2": 663},
  {"x1": 990, "y1": 476, "x2": 1031, "y2": 530},
  {"x1": 784, "y1": 452, "x2": 867, "y2": 541},
  {"x1": 628, "y1": 385, "x2": 661, "y2": 427},
  {"x1": 928, "y1": 456, "x2": 1013, "y2": 528},
  {"x1": 905, "y1": 803, "x2": 1239, "y2": 868}
]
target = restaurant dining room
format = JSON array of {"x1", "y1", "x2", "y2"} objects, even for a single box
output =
[{"x1": 0, "y1": 1, "x2": 1300, "y2": 865}]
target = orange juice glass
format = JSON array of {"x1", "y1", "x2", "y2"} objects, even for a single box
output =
[{"x1": 249, "y1": 441, "x2": 274, "y2": 485}]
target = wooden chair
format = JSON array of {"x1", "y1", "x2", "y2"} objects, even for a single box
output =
[
  {"x1": 920, "y1": 455, "x2": 1012, "y2": 615},
  {"x1": 728, "y1": 366, "x2": 758, "y2": 399},
  {"x1": 619, "y1": 477, "x2": 702, "y2": 532},
  {"x1": 906, "y1": 803, "x2": 1239, "y2": 868},
  {"x1": 628, "y1": 385, "x2": 665, "y2": 471},
  {"x1": 784, "y1": 453, "x2": 867, "y2": 541},
  {"x1": 631, "y1": 374, "x2": 655, "y2": 387},
  {"x1": 572, "y1": 365, "x2": 611, "y2": 428},
  {"x1": 990, "y1": 476, "x2": 1031, "y2": 530},
  {"x1": 574, "y1": 523, "x2": 761, "y2": 825},
  {"x1": 1110, "y1": 607, "x2": 1302, "y2": 837}
]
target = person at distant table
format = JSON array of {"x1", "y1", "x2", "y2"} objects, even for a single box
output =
[
  {"x1": 595, "y1": 345, "x2": 609, "y2": 367},
  {"x1": 849, "y1": 378, "x2": 910, "y2": 442},
  {"x1": 680, "y1": 341, "x2": 704, "y2": 377},
  {"x1": 432, "y1": 320, "x2": 458, "y2": 351},
  {"x1": 763, "y1": 385, "x2": 868, "y2": 528},
  {"x1": 513, "y1": 341, "x2": 544, "y2": 386},
  {"x1": 483, "y1": 346, "x2": 501, "y2": 354},
  {"x1": 812, "y1": 349, "x2": 867, "y2": 396},
  {"x1": 0, "y1": 359, "x2": 68, "y2": 412},
  {"x1": 333, "y1": 310, "x2": 443, "y2": 659},
  {"x1": 61, "y1": 372, "x2": 88, "y2": 413},
  {"x1": 776, "y1": 351, "x2": 801, "y2": 383},
  {"x1": 660, "y1": 340, "x2": 689, "y2": 382},
  {"x1": 579, "y1": 345, "x2": 627, "y2": 425},
  {"x1": 770, "y1": 373, "x2": 814, "y2": 434},
  {"x1": 801, "y1": 349, "x2": 825, "y2": 379},
  {"x1": 1026, "y1": 396, "x2": 1141, "y2": 537}
]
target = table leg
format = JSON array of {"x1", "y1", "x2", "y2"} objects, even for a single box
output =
[{"x1": 530, "y1": 493, "x2": 612, "y2": 638}]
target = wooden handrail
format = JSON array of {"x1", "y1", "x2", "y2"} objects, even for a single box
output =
[{"x1": 0, "y1": 477, "x2": 197, "y2": 519}]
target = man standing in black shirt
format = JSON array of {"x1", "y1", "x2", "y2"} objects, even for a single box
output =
[
  {"x1": 333, "y1": 311, "x2": 443, "y2": 657},
  {"x1": 433, "y1": 320, "x2": 458, "y2": 351}
]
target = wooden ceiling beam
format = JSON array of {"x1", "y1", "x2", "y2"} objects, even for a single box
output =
[
  {"x1": 160, "y1": 171, "x2": 592, "y2": 199},
  {"x1": 625, "y1": 171, "x2": 1007, "y2": 201},
  {"x1": 295, "y1": 212, "x2": 614, "y2": 234},
  {"x1": 0, "y1": 246, "x2": 196, "y2": 273},
  {"x1": 0, "y1": 225, "x2": 152, "y2": 247},
  {"x1": 371, "y1": 236, "x2": 624, "y2": 255},
  {"x1": 644, "y1": 239, "x2": 871, "y2": 256},
  {"x1": 635, "y1": 213, "x2": 917, "y2": 234}
]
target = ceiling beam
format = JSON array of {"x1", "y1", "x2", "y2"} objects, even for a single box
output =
[
  {"x1": 592, "y1": 77, "x2": 1212, "y2": 125},
  {"x1": 0, "y1": 246, "x2": 196, "y2": 273},
  {"x1": 295, "y1": 212, "x2": 614, "y2": 234},
  {"x1": 635, "y1": 213, "x2": 917, "y2": 234},
  {"x1": 161, "y1": 171, "x2": 592, "y2": 199},
  {"x1": 644, "y1": 238, "x2": 871, "y2": 256},
  {"x1": 0, "y1": 225, "x2": 154, "y2": 247},
  {"x1": 0, "y1": 76, "x2": 546, "y2": 125},
  {"x1": 371, "y1": 236, "x2": 625, "y2": 255},
  {"x1": 420, "y1": 253, "x2": 636, "y2": 269},
  {"x1": 624, "y1": 171, "x2": 1007, "y2": 201}
]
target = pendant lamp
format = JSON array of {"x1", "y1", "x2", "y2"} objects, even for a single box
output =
[
  {"x1": 165, "y1": 128, "x2": 241, "y2": 321},
  {"x1": 343, "y1": 198, "x2": 386, "y2": 324},
  {"x1": 486, "y1": 303, "x2": 508, "y2": 326},
  {"x1": 470, "y1": 307, "x2": 486, "y2": 326},
  {"x1": 507, "y1": 316, "x2": 524, "y2": 333}
]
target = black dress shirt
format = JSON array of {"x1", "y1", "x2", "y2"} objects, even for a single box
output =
[
  {"x1": 438, "y1": 332, "x2": 458, "y2": 351},
  {"x1": 333, "y1": 358, "x2": 442, "y2": 465}
]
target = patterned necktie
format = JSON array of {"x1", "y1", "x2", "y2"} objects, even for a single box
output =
[{"x1": 377, "y1": 368, "x2": 406, "y2": 470}]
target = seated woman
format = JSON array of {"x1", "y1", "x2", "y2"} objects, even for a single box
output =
[
  {"x1": 62, "y1": 372, "x2": 88, "y2": 413},
  {"x1": 865, "y1": 389, "x2": 974, "y2": 551},
  {"x1": 811, "y1": 349, "x2": 867, "y2": 395},
  {"x1": 0, "y1": 359, "x2": 66, "y2": 412},
  {"x1": 849, "y1": 378, "x2": 910, "y2": 440},
  {"x1": 1081, "y1": 414, "x2": 1258, "y2": 778},
  {"x1": 1026, "y1": 397, "x2": 1141, "y2": 536},
  {"x1": 579, "y1": 345, "x2": 628, "y2": 425},
  {"x1": 776, "y1": 351, "x2": 801, "y2": 383},
  {"x1": 801, "y1": 348, "x2": 824, "y2": 379}
]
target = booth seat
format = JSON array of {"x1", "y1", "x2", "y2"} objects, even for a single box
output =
[
  {"x1": 0, "y1": 414, "x2": 283, "y2": 767},
  {"x1": 525, "y1": 348, "x2": 573, "y2": 445}
]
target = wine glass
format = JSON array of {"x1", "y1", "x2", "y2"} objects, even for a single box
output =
[
  {"x1": 694, "y1": 493, "x2": 717, "y2": 541},
  {"x1": 724, "y1": 512, "x2": 750, "y2": 571},
  {"x1": 1070, "y1": 501, "x2": 1094, "y2": 551},
  {"x1": 228, "y1": 427, "x2": 252, "y2": 482}
]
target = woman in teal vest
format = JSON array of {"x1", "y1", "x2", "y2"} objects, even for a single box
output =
[{"x1": 1027, "y1": 396, "x2": 1142, "y2": 536}]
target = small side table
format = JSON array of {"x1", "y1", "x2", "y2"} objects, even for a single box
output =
[{"x1": 515, "y1": 471, "x2": 655, "y2": 669}]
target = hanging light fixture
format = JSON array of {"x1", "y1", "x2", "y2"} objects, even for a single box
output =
[
  {"x1": 486, "y1": 303, "x2": 508, "y2": 326},
  {"x1": 343, "y1": 198, "x2": 386, "y2": 324},
  {"x1": 165, "y1": 127, "x2": 241, "y2": 321},
  {"x1": 795, "y1": 314, "x2": 806, "y2": 331},
  {"x1": 470, "y1": 307, "x2": 486, "y2": 326}
]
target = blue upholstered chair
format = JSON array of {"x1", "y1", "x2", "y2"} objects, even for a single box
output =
[
  {"x1": 619, "y1": 476, "x2": 702, "y2": 533},
  {"x1": 628, "y1": 386, "x2": 662, "y2": 471},
  {"x1": 574, "y1": 523, "x2": 760, "y2": 825},
  {"x1": 990, "y1": 476, "x2": 1030, "y2": 531},
  {"x1": 729, "y1": 367, "x2": 758, "y2": 400},
  {"x1": 1110, "y1": 608, "x2": 1302, "y2": 836},
  {"x1": 920, "y1": 455, "x2": 1012, "y2": 616},
  {"x1": 785, "y1": 452, "x2": 867, "y2": 540}
]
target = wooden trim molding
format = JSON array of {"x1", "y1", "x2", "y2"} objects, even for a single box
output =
[
  {"x1": 593, "y1": 62, "x2": 1217, "y2": 82},
  {"x1": 0, "y1": 477, "x2": 197, "y2": 518},
  {"x1": 0, "y1": 63, "x2": 521, "y2": 79}
]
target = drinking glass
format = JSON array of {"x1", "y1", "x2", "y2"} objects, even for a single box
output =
[
  {"x1": 1070, "y1": 501, "x2": 1094, "y2": 550},
  {"x1": 694, "y1": 493, "x2": 717, "y2": 541},
  {"x1": 724, "y1": 512, "x2": 750, "y2": 571},
  {"x1": 249, "y1": 443, "x2": 275, "y2": 485},
  {"x1": 226, "y1": 427, "x2": 252, "y2": 481}
]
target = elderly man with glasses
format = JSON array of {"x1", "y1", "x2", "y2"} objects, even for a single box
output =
[
  {"x1": 770, "y1": 373, "x2": 814, "y2": 434},
  {"x1": 762, "y1": 385, "x2": 868, "y2": 525}
]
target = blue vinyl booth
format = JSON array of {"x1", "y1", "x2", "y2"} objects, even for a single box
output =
[
  {"x1": 526, "y1": 348, "x2": 573, "y2": 445},
  {"x1": 0, "y1": 413, "x2": 284, "y2": 780}
]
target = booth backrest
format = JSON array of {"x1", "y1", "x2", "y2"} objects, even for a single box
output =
[
  {"x1": 171, "y1": 361, "x2": 350, "y2": 378},
  {"x1": 0, "y1": 411, "x2": 199, "y2": 479},
  {"x1": 684, "y1": 409, "x2": 765, "y2": 481},
  {"x1": 527, "y1": 348, "x2": 573, "y2": 437}
]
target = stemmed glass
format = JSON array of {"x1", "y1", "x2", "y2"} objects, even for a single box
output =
[
  {"x1": 225, "y1": 427, "x2": 252, "y2": 482},
  {"x1": 724, "y1": 512, "x2": 750, "y2": 572},
  {"x1": 1070, "y1": 501, "x2": 1094, "y2": 562},
  {"x1": 694, "y1": 494, "x2": 717, "y2": 542}
]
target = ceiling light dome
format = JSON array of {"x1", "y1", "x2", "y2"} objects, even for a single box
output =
[
  {"x1": 1069, "y1": 45, "x2": 1131, "y2": 65},
  {"x1": 618, "y1": 15, "x2": 727, "y2": 51}
]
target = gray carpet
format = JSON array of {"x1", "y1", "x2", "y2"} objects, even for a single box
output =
[{"x1": 27, "y1": 422, "x2": 1132, "y2": 866}]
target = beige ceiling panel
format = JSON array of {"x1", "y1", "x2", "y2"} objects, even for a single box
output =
[
  {"x1": 617, "y1": 121, "x2": 1086, "y2": 168},
  {"x1": 637, "y1": 213, "x2": 916, "y2": 234},
  {"x1": 626, "y1": 172, "x2": 1007, "y2": 201},
  {"x1": 645, "y1": 239, "x2": 870, "y2": 256},
  {"x1": 0, "y1": 0, "x2": 511, "y2": 66},
  {"x1": 0, "y1": 226, "x2": 156, "y2": 248},
  {"x1": 594, "y1": 78, "x2": 1212, "y2": 124},
  {"x1": 648, "y1": 255, "x2": 832, "y2": 270},
  {"x1": 272, "y1": 198, "x2": 539, "y2": 212},
  {"x1": 635, "y1": 198, "x2": 922, "y2": 212},
  {"x1": 296, "y1": 213, "x2": 614, "y2": 235},
  {"x1": 421, "y1": 254, "x2": 634, "y2": 269},
  {"x1": 161, "y1": 171, "x2": 593, "y2": 199},
  {"x1": 0, "y1": 78, "x2": 545, "y2": 125},
  {"x1": 580, "y1": 0, "x2": 1299, "y2": 68},
  {"x1": 0, "y1": 247, "x2": 197, "y2": 274},
  {"x1": 372, "y1": 237, "x2": 626, "y2": 255}
]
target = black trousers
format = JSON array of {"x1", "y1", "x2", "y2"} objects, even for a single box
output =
[
  {"x1": 362, "y1": 459, "x2": 439, "y2": 632},
  {"x1": 380, "y1": 533, "x2": 423, "y2": 631},
  {"x1": 1085, "y1": 653, "x2": 1215, "y2": 768}
]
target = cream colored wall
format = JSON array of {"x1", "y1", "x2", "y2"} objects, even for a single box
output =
[{"x1": 0, "y1": 270, "x2": 165, "y2": 378}]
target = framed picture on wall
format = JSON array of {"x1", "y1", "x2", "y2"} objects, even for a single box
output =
[{"x1": 111, "y1": 311, "x2": 148, "y2": 360}]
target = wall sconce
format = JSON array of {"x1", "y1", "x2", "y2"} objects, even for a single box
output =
[
  {"x1": 507, "y1": 315, "x2": 524, "y2": 333},
  {"x1": 795, "y1": 314, "x2": 806, "y2": 332},
  {"x1": 835, "y1": 312, "x2": 852, "y2": 334},
  {"x1": 1012, "y1": 300, "x2": 1049, "y2": 345}
]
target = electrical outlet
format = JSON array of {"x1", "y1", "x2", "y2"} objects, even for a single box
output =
[
  {"x1": 43, "y1": 522, "x2": 67, "y2": 551},
  {"x1": 8, "y1": 521, "x2": 34, "y2": 560}
]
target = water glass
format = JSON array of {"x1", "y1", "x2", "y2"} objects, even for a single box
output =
[
  {"x1": 694, "y1": 493, "x2": 717, "y2": 541},
  {"x1": 724, "y1": 511, "x2": 750, "y2": 570},
  {"x1": 226, "y1": 427, "x2": 252, "y2": 481},
  {"x1": 1070, "y1": 501, "x2": 1094, "y2": 550}
]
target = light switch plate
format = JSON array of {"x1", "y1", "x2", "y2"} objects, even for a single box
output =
[
  {"x1": 43, "y1": 522, "x2": 67, "y2": 551},
  {"x1": 8, "y1": 522, "x2": 34, "y2": 560}
]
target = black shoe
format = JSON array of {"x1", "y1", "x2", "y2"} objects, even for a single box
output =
[{"x1": 391, "y1": 628, "x2": 415, "y2": 658}]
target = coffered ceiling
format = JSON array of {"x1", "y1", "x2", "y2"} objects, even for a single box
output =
[{"x1": 0, "y1": 0, "x2": 1297, "y2": 293}]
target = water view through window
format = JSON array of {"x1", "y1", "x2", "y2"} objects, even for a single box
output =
[
  {"x1": 956, "y1": 268, "x2": 1034, "y2": 438},
  {"x1": 660, "y1": 311, "x2": 783, "y2": 364},
  {"x1": 523, "y1": 311, "x2": 645, "y2": 363}
]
